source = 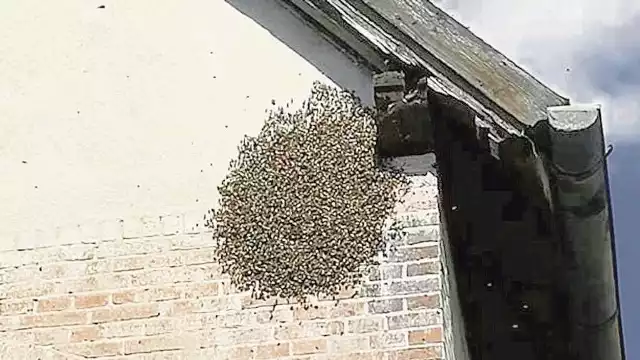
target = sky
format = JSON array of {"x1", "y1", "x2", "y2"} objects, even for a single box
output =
[{"x1": 432, "y1": 0, "x2": 639, "y2": 356}]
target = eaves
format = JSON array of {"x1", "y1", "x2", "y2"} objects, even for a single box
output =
[{"x1": 273, "y1": 1, "x2": 626, "y2": 359}]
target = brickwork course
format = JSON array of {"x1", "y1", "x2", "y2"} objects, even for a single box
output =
[{"x1": 0, "y1": 155, "x2": 463, "y2": 359}]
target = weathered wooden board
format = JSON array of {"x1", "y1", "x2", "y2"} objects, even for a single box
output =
[{"x1": 358, "y1": 0, "x2": 569, "y2": 125}]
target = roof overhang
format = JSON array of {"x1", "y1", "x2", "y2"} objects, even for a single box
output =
[{"x1": 272, "y1": 1, "x2": 625, "y2": 359}]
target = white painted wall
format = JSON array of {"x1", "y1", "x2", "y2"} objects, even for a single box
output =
[{"x1": 0, "y1": 0, "x2": 374, "y2": 236}]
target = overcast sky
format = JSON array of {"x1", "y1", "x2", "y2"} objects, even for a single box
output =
[{"x1": 434, "y1": 0, "x2": 639, "y2": 356}]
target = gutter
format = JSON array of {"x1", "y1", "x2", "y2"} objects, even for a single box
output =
[{"x1": 541, "y1": 105, "x2": 625, "y2": 360}]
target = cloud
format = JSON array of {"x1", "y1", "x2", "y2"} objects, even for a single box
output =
[{"x1": 432, "y1": 0, "x2": 640, "y2": 139}]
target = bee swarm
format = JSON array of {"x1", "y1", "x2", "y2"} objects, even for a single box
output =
[{"x1": 205, "y1": 82, "x2": 408, "y2": 303}]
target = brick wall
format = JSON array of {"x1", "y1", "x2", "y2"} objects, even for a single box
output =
[{"x1": 0, "y1": 154, "x2": 463, "y2": 359}]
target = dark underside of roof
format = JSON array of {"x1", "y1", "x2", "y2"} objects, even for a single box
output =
[{"x1": 271, "y1": 0, "x2": 626, "y2": 359}]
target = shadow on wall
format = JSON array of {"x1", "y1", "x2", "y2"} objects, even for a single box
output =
[{"x1": 225, "y1": 0, "x2": 375, "y2": 105}]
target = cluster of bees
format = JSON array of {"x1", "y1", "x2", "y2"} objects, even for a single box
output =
[{"x1": 205, "y1": 82, "x2": 407, "y2": 303}]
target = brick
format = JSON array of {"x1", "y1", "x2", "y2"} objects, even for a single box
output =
[
  {"x1": 218, "y1": 311, "x2": 256, "y2": 328},
  {"x1": 148, "y1": 252, "x2": 184, "y2": 268},
  {"x1": 0, "y1": 266, "x2": 32, "y2": 284},
  {"x1": 37, "y1": 244, "x2": 97, "y2": 262},
  {"x1": 166, "y1": 300, "x2": 198, "y2": 316},
  {"x1": 292, "y1": 339, "x2": 327, "y2": 355},
  {"x1": 23, "y1": 311, "x2": 88, "y2": 328},
  {"x1": 404, "y1": 226, "x2": 440, "y2": 245},
  {"x1": 347, "y1": 317, "x2": 384, "y2": 334},
  {"x1": 144, "y1": 318, "x2": 186, "y2": 336},
  {"x1": 0, "y1": 299, "x2": 34, "y2": 315},
  {"x1": 184, "y1": 282, "x2": 219, "y2": 299},
  {"x1": 360, "y1": 283, "x2": 381, "y2": 297},
  {"x1": 327, "y1": 302, "x2": 365, "y2": 317},
  {"x1": 97, "y1": 239, "x2": 170, "y2": 258},
  {"x1": 336, "y1": 351, "x2": 385, "y2": 360},
  {"x1": 406, "y1": 262, "x2": 440, "y2": 277},
  {"x1": 99, "y1": 321, "x2": 145, "y2": 338},
  {"x1": 170, "y1": 234, "x2": 214, "y2": 250},
  {"x1": 275, "y1": 320, "x2": 344, "y2": 340},
  {"x1": 112, "y1": 290, "x2": 137, "y2": 304},
  {"x1": 70, "y1": 326, "x2": 102, "y2": 342},
  {"x1": 145, "y1": 286, "x2": 182, "y2": 302},
  {"x1": 408, "y1": 327, "x2": 443, "y2": 345},
  {"x1": 387, "y1": 246, "x2": 438, "y2": 263},
  {"x1": 381, "y1": 265, "x2": 403, "y2": 280},
  {"x1": 57, "y1": 341, "x2": 123, "y2": 358},
  {"x1": 406, "y1": 294, "x2": 441, "y2": 310},
  {"x1": 185, "y1": 264, "x2": 222, "y2": 283},
  {"x1": 294, "y1": 305, "x2": 328, "y2": 320},
  {"x1": 90, "y1": 304, "x2": 160, "y2": 323},
  {"x1": 255, "y1": 308, "x2": 295, "y2": 325},
  {"x1": 40, "y1": 260, "x2": 110, "y2": 280},
  {"x1": 36, "y1": 296, "x2": 72, "y2": 312},
  {"x1": 2, "y1": 281, "x2": 56, "y2": 299},
  {"x1": 0, "y1": 315, "x2": 24, "y2": 331},
  {"x1": 389, "y1": 345, "x2": 442, "y2": 359},
  {"x1": 112, "y1": 256, "x2": 147, "y2": 272},
  {"x1": 392, "y1": 211, "x2": 440, "y2": 228},
  {"x1": 182, "y1": 248, "x2": 217, "y2": 265},
  {"x1": 387, "y1": 311, "x2": 442, "y2": 330},
  {"x1": 328, "y1": 336, "x2": 370, "y2": 354},
  {"x1": 370, "y1": 331, "x2": 407, "y2": 349},
  {"x1": 397, "y1": 188, "x2": 439, "y2": 213},
  {"x1": 55, "y1": 273, "x2": 131, "y2": 294},
  {"x1": 223, "y1": 346, "x2": 256, "y2": 359},
  {"x1": 230, "y1": 327, "x2": 274, "y2": 344},
  {"x1": 161, "y1": 214, "x2": 183, "y2": 235},
  {"x1": 75, "y1": 294, "x2": 109, "y2": 309},
  {"x1": 33, "y1": 327, "x2": 71, "y2": 345},
  {"x1": 123, "y1": 335, "x2": 186, "y2": 354},
  {"x1": 386, "y1": 279, "x2": 440, "y2": 296},
  {"x1": 0, "y1": 328, "x2": 35, "y2": 343},
  {"x1": 240, "y1": 294, "x2": 287, "y2": 309},
  {"x1": 366, "y1": 268, "x2": 381, "y2": 282},
  {"x1": 130, "y1": 266, "x2": 197, "y2": 287},
  {"x1": 367, "y1": 299, "x2": 403, "y2": 314},
  {"x1": 256, "y1": 342, "x2": 291, "y2": 359},
  {"x1": 130, "y1": 269, "x2": 176, "y2": 287}
]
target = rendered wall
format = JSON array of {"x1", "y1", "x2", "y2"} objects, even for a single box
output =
[{"x1": 0, "y1": 0, "x2": 374, "y2": 236}]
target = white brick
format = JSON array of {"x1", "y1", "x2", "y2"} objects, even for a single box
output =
[
  {"x1": 328, "y1": 336, "x2": 370, "y2": 353},
  {"x1": 392, "y1": 211, "x2": 440, "y2": 228},
  {"x1": 97, "y1": 238, "x2": 170, "y2": 258},
  {"x1": 169, "y1": 234, "x2": 214, "y2": 250},
  {"x1": 35, "y1": 244, "x2": 97, "y2": 263}
]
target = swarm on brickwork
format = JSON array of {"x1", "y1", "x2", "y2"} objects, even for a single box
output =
[{"x1": 205, "y1": 82, "x2": 408, "y2": 302}]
